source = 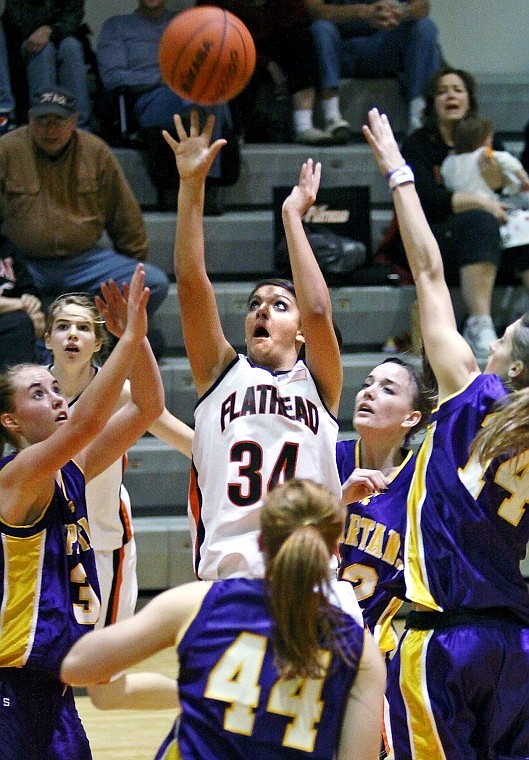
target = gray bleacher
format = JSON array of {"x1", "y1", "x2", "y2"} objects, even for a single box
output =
[{"x1": 121, "y1": 76, "x2": 529, "y2": 589}]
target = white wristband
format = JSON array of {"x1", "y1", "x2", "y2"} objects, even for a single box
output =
[{"x1": 386, "y1": 165, "x2": 415, "y2": 191}]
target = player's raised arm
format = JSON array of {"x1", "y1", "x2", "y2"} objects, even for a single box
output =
[
  {"x1": 78, "y1": 274, "x2": 165, "y2": 482},
  {"x1": 281, "y1": 160, "x2": 343, "y2": 415},
  {"x1": 363, "y1": 108, "x2": 480, "y2": 399},
  {"x1": 164, "y1": 111, "x2": 236, "y2": 396},
  {"x1": 0, "y1": 265, "x2": 151, "y2": 526}
]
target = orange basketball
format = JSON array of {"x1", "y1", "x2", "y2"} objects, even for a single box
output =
[{"x1": 158, "y1": 6, "x2": 256, "y2": 106}]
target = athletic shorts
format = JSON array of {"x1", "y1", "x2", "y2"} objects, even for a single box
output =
[
  {"x1": 95, "y1": 538, "x2": 138, "y2": 630},
  {"x1": 388, "y1": 616, "x2": 529, "y2": 760},
  {"x1": 154, "y1": 719, "x2": 178, "y2": 760},
  {"x1": 0, "y1": 668, "x2": 91, "y2": 759}
]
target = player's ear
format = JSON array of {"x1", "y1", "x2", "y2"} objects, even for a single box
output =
[
  {"x1": 0, "y1": 412, "x2": 20, "y2": 434},
  {"x1": 295, "y1": 330, "x2": 305, "y2": 350},
  {"x1": 508, "y1": 360, "x2": 525, "y2": 381},
  {"x1": 403, "y1": 409, "x2": 422, "y2": 430}
]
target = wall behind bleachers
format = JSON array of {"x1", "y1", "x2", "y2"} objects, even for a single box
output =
[{"x1": 0, "y1": 1, "x2": 527, "y2": 77}]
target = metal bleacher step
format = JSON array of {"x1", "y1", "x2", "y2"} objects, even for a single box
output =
[
  {"x1": 133, "y1": 515, "x2": 196, "y2": 590},
  {"x1": 143, "y1": 207, "x2": 394, "y2": 278},
  {"x1": 115, "y1": 142, "x2": 391, "y2": 212}
]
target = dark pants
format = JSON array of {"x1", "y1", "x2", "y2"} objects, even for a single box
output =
[{"x1": 0, "y1": 311, "x2": 36, "y2": 371}]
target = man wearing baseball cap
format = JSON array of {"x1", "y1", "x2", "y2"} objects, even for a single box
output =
[{"x1": 0, "y1": 85, "x2": 169, "y2": 357}]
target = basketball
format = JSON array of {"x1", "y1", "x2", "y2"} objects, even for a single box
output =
[{"x1": 158, "y1": 6, "x2": 256, "y2": 106}]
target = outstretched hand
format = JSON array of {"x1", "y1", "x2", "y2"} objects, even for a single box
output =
[
  {"x1": 95, "y1": 264, "x2": 150, "y2": 342},
  {"x1": 282, "y1": 158, "x2": 321, "y2": 217},
  {"x1": 363, "y1": 108, "x2": 407, "y2": 176},
  {"x1": 162, "y1": 110, "x2": 226, "y2": 183}
]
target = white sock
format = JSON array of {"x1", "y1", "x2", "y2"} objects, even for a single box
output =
[
  {"x1": 322, "y1": 96, "x2": 342, "y2": 125},
  {"x1": 293, "y1": 109, "x2": 313, "y2": 134}
]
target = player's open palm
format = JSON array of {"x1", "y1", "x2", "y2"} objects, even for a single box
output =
[
  {"x1": 163, "y1": 110, "x2": 226, "y2": 183},
  {"x1": 96, "y1": 264, "x2": 149, "y2": 343},
  {"x1": 283, "y1": 159, "x2": 321, "y2": 217}
]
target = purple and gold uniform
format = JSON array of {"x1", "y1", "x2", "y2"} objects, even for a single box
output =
[
  {"x1": 0, "y1": 454, "x2": 100, "y2": 760},
  {"x1": 165, "y1": 577, "x2": 364, "y2": 759},
  {"x1": 336, "y1": 438, "x2": 411, "y2": 654},
  {"x1": 389, "y1": 374, "x2": 529, "y2": 760}
]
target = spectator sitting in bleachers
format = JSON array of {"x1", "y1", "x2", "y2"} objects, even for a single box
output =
[
  {"x1": 2, "y1": 0, "x2": 93, "y2": 130},
  {"x1": 441, "y1": 115, "x2": 529, "y2": 236},
  {"x1": 0, "y1": 22, "x2": 15, "y2": 135},
  {"x1": 96, "y1": 0, "x2": 236, "y2": 214},
  {"x1": 0, "y1": 85, "x2": 169, "y2": 358},
  {"x1": 306, "y1": 0, "x2": 441, "y2": 138},
  {"x1": 382, "y1": 66, "x2": 529, "y2": 363},
  {"x1": 441, "y1": 115, "x2": 529, "y2": 201},
  {"x1": 199, "y1": 0, "x2": 337, "y2": 145},
  {"x1": 0, "y1": 234, "x2": 45, "y2": 371}
]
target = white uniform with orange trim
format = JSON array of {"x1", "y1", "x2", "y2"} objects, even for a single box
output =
[
  {"x1": 189, "y1": 354, "x2": 342, "y2": 580},
  {"x1": 69, "y1": 392, "x2": 137, "y2": 629}
]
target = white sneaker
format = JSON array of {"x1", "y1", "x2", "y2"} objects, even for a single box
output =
[
  {"x1": 293, "y1": 127, "x2": 333, "y2": 146},
  {"x1": 462, "y1": 315, "x2": 498, "y2": 363},
  {"x1": 325, "y1": 117, "x2": 352, "y2": 144}
]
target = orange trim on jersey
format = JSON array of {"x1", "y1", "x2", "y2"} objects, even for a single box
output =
[
  {"x1": 107, "y1": 545, "x2": 126, "y2": 626},
  {"x1": 188, "y1": 465, "x2": 202, "y2": 578},
  {"x1": 119, "y1": 494, "x2": 133, "y2": 544}
]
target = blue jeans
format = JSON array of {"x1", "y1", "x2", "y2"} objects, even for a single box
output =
[
  {"x1": 311, "y1": 17, "x2": 440, "y2": 101},
  {"x1": 22, "y1": 37, "x2": 92, "y2": 128},
  {"x1": 24, "y1": 247, "x2": 169, "y2": 317},
  {"x1": 135, "y1": 86, "x2": 228, "y2": 179},
  {"x1": 0, "y1": 23, "x2": 14, "y2": 115}
]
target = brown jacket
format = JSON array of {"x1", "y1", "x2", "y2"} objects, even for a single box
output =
[{"x1": 0, "y1": 126, "x2": 148, "y2": 260}]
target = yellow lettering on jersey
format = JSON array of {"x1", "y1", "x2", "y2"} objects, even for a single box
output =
[
  {"x1": 64, "y1": 523, "x2": 77, "y2": 555},
  {"x1": 70, "y1": 562, "x2": 100, "y2": 625},
  {"x1": 365, "y1": 522, "x2": 385, "y2": 559},
  {"x1": 205, "y1": 633, "x2": 331, "y2": 750},
  {"x1": 458, "y1": 411, "x2": 495, "y2": 497},
  {"x1": 496, "y1": 451, "x2": 529, "y2": 526},
  {"x1": 65, "y1": 519, "x2": 92, "y2": 555},
  {"x1": 205, "y1": 632, "x2": 266, "y2": 735},
  {"x1": 344, "y1": 513, "x2": 361, "y2": 545},
  {"x1": 458, "y1": 452, "x2": 487, "y2": 499},
  {"x1": 341, "y1": 562, "x2": 378, "y2": 601},
  {"x1": 268, "y1": 650, "x2": 330, "y2": 752},
  {"x1": 76, "y1": 516, "x2": 91, "y2": 552},
  {"x1": 381, "y1": 529, "x2": 402, "y2": 568},
  {"x1": 358, "y1": 517, "x2": 376, "y2": 550}
]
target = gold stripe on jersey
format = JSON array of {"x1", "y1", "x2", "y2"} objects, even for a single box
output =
[
  {"x1": 158, "y1": 737, "x2": 179, "y2": 759},
  {"x1": 400, "y1": 630, "x2": 446, "y2": 759},
  {"x1": 0, "y1": 531, "x2": 45, "y2": 666},
  {"x1": 404, "y1": 424, "x2": 441, "y2": 611},
  {"x1": 376, "y1": 595, "x2": 404, "y2": 655}
]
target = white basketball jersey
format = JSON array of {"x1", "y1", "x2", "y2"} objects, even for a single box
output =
[
  {"x1": 190, "y1": 355, "x2": 341, "y2": 580},
  {"x1": 70, "y1": 389, "x2": 133, "y2": 552}
]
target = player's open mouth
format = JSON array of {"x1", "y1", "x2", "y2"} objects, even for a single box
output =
[
  {"x1": 65, "y1": 345, "x2": 79, "y2": 353},
  {"x1": 55, "y1": 412, "x2": 68, "y2": 421},
  {"x1": 253, "y1": 326, "x2": 269, "y2": 338},
  {"x1": 357, "y1": 404, "x2": 374, "y2": 414}
]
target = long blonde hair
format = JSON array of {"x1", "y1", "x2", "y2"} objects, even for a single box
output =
[
  {"x1": 471, "y1": 387, "x2": 529, "y2": 463},
  {"x1": 260, "y1": 479, "x2": 356, "y2": 679}
]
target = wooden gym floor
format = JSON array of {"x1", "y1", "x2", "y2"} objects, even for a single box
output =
[{"x1": 76, "y1": 647, "x2": 177, "y2": 759}]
